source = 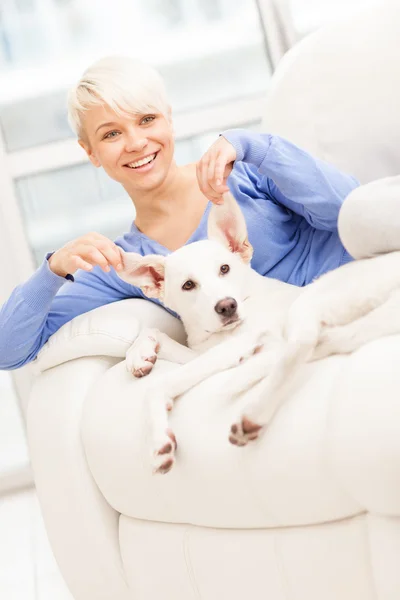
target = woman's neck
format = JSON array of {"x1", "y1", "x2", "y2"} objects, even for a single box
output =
[
  {"x1": 132, "y1": 163, "x2": 208, "y2": 231},
  {"x1": 129, "y1": 162, "x2": 194, "y2": 227},
  {"x1": 126, "y1": 162, "x2": 209, "y2": 251}
]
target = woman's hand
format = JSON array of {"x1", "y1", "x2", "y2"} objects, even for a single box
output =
[
  {"x1": 196, "y1": 136, "x2": 236, "y2": 204},
  {"x1": 48, "y1": 232, "x2": 122, "y2": 277}
]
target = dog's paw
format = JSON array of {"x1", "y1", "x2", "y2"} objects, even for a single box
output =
[
  {"x1": 220, "y1": 332, "x2": 266, "y2": 371},
  {"x1": 126, "y1": 331, "x2": 160, "y2": 377},
  {"x1": 229, "y1": 416, "x2": 263, "y2": 447},
  {"x1": 239, "y1": 333, "x2": 266, "y2": 363},
  {"x1": 152, "y1": 429, "x2": 177, "y2": 474},
  {"x1": 313, "y1": 326, "x2": 356, "y2": 361}
]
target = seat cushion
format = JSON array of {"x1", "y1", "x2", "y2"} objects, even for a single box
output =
[{"x1": 80, "y1": 345, "x2": 373, "y2": 529}]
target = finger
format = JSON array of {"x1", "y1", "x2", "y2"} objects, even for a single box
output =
[
  {"x1": 200, "y1": 163, "x2": 222, "y2": 203},
  {"x1": 205, "y1": 150, "x2": 233, "y2": 200},
  {"x1": 71, "y1": 255, "x2": 93, "y2": 271},
  {"x1": 214, "y1": 153, "x2": 226, "y2": 188},
  {"x1": 198, "y1": 161, "x2": 211, "y2": 198},
  {"x1": 206, "y1": 191, "x2": 225, "y2": 205},
  {"x1": 207, "y1": 153, "x2": 217, "y2": 189},
  {"x1": 80, "y1": 245, "x2": 113, "y2": 272},
  {"x1": 95, "y1": 241, "x2": 123, "y2": 271},
  {"x1": 85, "y1": 234, "x2": 122, "y2": 269},
  {"x1": 197, "y1": 155, "x2": 222, "y2": 203}
]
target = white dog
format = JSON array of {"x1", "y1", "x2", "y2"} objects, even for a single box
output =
[{"x1": 118, "y1": 193, "x2": 400, "y2": 474}]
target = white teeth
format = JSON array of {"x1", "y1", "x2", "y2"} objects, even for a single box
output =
[{"x1": 127, "y1": 154, "x2": 156, "y2": 168}]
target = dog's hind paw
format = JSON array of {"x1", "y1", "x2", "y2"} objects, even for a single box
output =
[
  {"x1": 229, "y1": 416, "x2": 262, "y2": 447},
  {"x1": 152, "y1": 429, "x2": 177, "y2": 474}
]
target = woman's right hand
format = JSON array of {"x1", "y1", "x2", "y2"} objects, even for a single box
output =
[
  {"x1": 48, "y1": 232, "x2": 122, "y2": 277},
  {"x1": 196, "y1": 135, "x2": 236, "y2": 204}
]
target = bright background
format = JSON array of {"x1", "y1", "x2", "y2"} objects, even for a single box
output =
[{"x1": 0, "y1": 1, "x2": 377, "y2": 598}]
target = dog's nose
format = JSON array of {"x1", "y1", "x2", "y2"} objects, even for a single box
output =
[{"x1": 214, "y1": 297, "x2": 238, "y2": 319}]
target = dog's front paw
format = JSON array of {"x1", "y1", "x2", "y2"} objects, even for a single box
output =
[
  {"x1": 152, "y1": 429, "x2": 177, "y2": 474},
  {"x1": 221, "y1": 332, "x2": 266, "y2": 370},
  {"x1": 126, "y1": 331, "x2": 160, "y2": 377},
  {"x1": 229, "y1": 416, "x2": 262, "y2": 447},
  {"x1": 239, "y1": 332, "x2": 266, "y2": 363}
]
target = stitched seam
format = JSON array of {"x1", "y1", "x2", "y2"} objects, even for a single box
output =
[
  {"x1": 273, "y1": 534, "x2": 292, "y2": 600},
  {"x1": 365, "y1": 514, "x2": 380, "y2": 600},
  {"x1": 36, "y1": 330, "x2": 135, "y2": 361},
  {"x1": 183, "y1": 527, "x2": 202, "y2": 600}
]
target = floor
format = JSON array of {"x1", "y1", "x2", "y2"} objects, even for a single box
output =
[{"x1": 0, "y1": 488, "x2": 74, "y2": 600}]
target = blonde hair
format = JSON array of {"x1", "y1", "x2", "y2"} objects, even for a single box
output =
[{"x1": 67, "y1": 56, "x2": 169, "y2": 138}]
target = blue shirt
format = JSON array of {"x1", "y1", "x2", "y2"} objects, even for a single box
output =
[{"x1": 0, "y1": 129, "x2": 359, "y2": 370}]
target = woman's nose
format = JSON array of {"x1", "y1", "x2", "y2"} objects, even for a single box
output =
[{"x1": 125, "y1": 129, "x2": 147, "y2": 153}]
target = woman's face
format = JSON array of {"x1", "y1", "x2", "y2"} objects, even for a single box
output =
[{"x1": 79, "y1": 103, "x2": 175, "y2": 194}]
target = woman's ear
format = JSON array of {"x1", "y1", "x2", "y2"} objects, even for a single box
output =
[{"x1": 78, "y1": 139, "x2": 101, "y2": 168}]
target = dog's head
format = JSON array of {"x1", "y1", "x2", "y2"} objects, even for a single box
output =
[{"x1": 118, "y1": 193, "x2": 254, "y2": 340}]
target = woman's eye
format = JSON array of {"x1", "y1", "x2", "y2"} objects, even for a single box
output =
[
  {"x1": 220, "y1": 264, "x2": 230, "y2": 275},
  {"x1": 103, "y1": 130, "x2": 120, "y2": 140},
  {"x1": 140, "y1": 115, "x2": 156, "y2": 125},
  {"x1": 182, "y1": 280, "x2": 196, "y2": 291}
]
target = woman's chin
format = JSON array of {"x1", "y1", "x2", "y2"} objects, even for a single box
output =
[{"x1": 123, "y1": 168, "x2": 166, "y2": 192}]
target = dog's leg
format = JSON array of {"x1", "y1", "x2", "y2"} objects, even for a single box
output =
[
  {"x1": 314, "y1": 289, "x2": 400, "y2": 360},
  {"x1": 126, "y1": 328, "x2": 197, "y2": 377},
  {"x1": 147, "y1": 385, "x2": 177, "y2": 475},
  {"x1": 159, "y1": 329, "x2": 267, "y2": 404},
  {"x1": 147, "y1": 331, "x2": 271, "y2": 473},
  {"x1": 229, "y1": 338, "x2": 314, "y2": 446},
  {"x1": 201, "y1": 336, "x2": 283, "y2": 400},
  {"x1": 299, "y1": 250, "x2": 400, "y2": 330}
]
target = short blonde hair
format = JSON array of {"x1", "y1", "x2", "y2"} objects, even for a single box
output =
[{"x1": 67, "y1": 56, "x2": 169, "y2": 138}]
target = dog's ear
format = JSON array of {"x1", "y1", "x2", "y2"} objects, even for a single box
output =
[
  {"x1": 118, "y1": 251, "x2": 165, "y2": 299},
  {"x1": 207, "y1": 192, "x2": 253, "y2": 263}
]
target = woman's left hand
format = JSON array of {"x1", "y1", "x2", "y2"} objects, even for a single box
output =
[{"x1": 196, "y1": 136, "x2": 236, "y2": 204}]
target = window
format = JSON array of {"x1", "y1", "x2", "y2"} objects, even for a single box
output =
[{"x1": 0, "y1": 0, "x2": 270, "y2": 151}]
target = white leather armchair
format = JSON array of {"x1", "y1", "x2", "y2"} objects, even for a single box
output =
[{"x1": 27, "y1": 2, "x2": 400, "y2": 599}]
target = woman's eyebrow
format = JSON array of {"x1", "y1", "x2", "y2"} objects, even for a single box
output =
[{"x1": 95, "y1": 121, "x2": 118, "y2": 134}]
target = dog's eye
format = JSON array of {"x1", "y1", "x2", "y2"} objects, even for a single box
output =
[
  {"x1": 220, "y1": 264, "x2": 230, "y2": 275},
  {"x1": 182, "y1": 280, "x2": 196, "y2": 291}
]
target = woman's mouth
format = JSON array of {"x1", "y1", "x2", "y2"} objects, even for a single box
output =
[{"x1": 125, "y1": 152, "x2": 158, "y2": 172}]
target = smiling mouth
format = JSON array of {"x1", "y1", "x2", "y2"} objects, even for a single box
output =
[{"x1": 125, "y1": 152, "x2": 158, "y2": 169}]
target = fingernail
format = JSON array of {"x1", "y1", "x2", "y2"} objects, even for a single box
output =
[
  {"x1": 105, "y1": 266, "x2": 110, "y2": 272},
  {"x1": 216, "y1": 179, "x2": 221, "y2": 186},
  {"x1": 116, "y1": 263, "x2": 122, "y2": 271}
]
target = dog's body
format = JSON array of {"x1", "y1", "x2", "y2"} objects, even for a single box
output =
[{"x1": 119, "y1": 193, "x2": 400, "y2": 473}]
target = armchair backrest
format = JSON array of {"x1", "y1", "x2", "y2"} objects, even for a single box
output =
[{"x1": 262, "y1": 0, "x2": 400, "y2": 184}]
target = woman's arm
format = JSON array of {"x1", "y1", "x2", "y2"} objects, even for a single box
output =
[
  {"x1": 198, "y1": 129, "x2": 360, "y2": 232},
  {"x1": 0, "y1": 257, "x2": 135, "y2": 370}
]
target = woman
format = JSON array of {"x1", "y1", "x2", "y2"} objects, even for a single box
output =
[{"x1": 0, "y1": 56, "x2": 359, "y2": 370}]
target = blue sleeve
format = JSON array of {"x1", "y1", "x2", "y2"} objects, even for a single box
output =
[
  {"x1": 0, "y1": 256, "x2": 136, "y2": 370},
  {"x1": 222, "y1": 129, "x2": 360, "y2": 231}
]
